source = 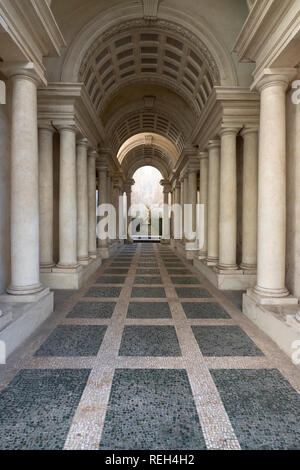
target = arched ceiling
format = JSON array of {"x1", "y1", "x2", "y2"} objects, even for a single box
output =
[
  {"x1": 47, "y1": 0, "x2": 253, "y2": 179},
  {"x1": 79, "y1": 20, "x2": 219, "y2": 118},
  {"x1": 122, "y1": 144, "x2": 172, "y2": 180},
  {"x1": 118, "y1": 133, "x2": 179, "y2": 165}
]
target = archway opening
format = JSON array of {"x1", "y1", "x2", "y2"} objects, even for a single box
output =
[{"x1": 131, "y1": 166, "x2": 163, "y2": 241}]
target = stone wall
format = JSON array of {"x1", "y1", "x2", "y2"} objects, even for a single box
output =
[
  {"x1": 0, "y1": 78, "x2": 11, "y2": 293},
  {"x1": 286, "y1": 80, "x2": 300, "y2": 298}
]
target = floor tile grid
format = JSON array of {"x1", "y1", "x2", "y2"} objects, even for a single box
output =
[
  {"x1": 63, "y1": 244, "x2": 151, "y2": 449},
  {"x1": 157, "y1": 248, "x2": 241, "y2": 450},
  {"x1": 170, "y1": 249, "x2": 300, "y2": 392},
  {"x1": 0, "y1": 262, "x2": 111, "y2": 391}
]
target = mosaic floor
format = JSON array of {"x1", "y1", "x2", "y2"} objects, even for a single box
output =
[{"x1": 0, "y1": 243, "x2": 300, "y2": 450}]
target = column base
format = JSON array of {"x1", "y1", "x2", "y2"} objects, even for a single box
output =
[
  {"x1": 198, "y1": 250, "x2": 207, "y2": 260},
  {"x1": 160, "y1": 239, "x2": 170, "y2": 245},
  {"x1": 89, "y1": 251, "x2": 97, "y2": 260},
  {"x1": 78, "y1": 256, "x2": 91, "y2": 266},
  {"x1": 205, "y1": 257, "x2": 219, "y2": 266},
  {"x1": 240, "y1": 263, "x2": 257, "y2": 275},
  {"x1": 0, "y1": 288, "x2": 54, "y2": 359},
  {"x1": 41, "y1": 257, "x2": 102, "y2": 290},
  {"x1": 247, "y1": 287, "x2": 298, "y2": 305},
  {"x1": 40, "y1": 263, "x2": 56, "y2": 273},
  {"x1": 6, "y1": 282, "x2": 45, "y2": 298},
  {"x1": 193, "y1": 258, "x2": 256, "y2": 290},
  {"x1": 215, "y1": 263, "x2": 239, "y2": 274},
  {"x1": 243, "y1": 291, "x2": 300, "y2": 360}
]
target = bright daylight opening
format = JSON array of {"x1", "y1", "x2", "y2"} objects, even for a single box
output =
[{"x1": 131, "y1": 166, "x2": 163, "y2": 240}]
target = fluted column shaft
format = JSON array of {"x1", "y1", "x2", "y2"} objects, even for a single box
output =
[
  {"x1": 87, "y1": 151, "x2": 97, "y2": 258},
  {"x1": 183, "y1": 175, "x2": 189, "y2": 240},
  {"x1": 217, "y1": 128, "x2": 239, "y2": 272},
  {"x1": 7, "y1": 72, "x2": 43, "y2": 294},
  {"x1": 240, "y1": 127, "x2": 258, "y2": 272},
  {"x1": 76, "y1": 139, "x2": 89, "y2": 264},
  {"x1": 199, "y1": 152, "x2": 208, "y2": 258},
  {"x1": 39, "y1": 125, "x2": 55, "y2": 270}
]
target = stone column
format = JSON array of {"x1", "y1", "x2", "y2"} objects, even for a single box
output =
[
  {"x1": 125, "y1": 179, "x2": 134, "y2": 243},
  {"x1": 240, "y1": 127, "x2": 258, "y2": 273},
  {"x1": 183, "y1": 175, "x2": 189, "y2": 241},
  {"x1": 56, "y1": 125, "x2": 79, "y2": 270},
  {"x1": 198, "y1": 151, "x2": 209, "y2": 259},
  {"x1": 76, "y1": 139, "x2": 89, "y2": 265},
  {"x1": 87, "y1": 150, "x2": 97, "y2": 258},
  {"x1": 187, "y1": 166, "x2": 198, "y2": 244},
  {"x1": 107, "y1": 173, "x2": 112, "y2": 245},
  {"x1": 254, "y1": 71, "x2": 296, "y2": 299},
  {"x1": 206, "y1": 140, "x2": 221, "y2": 265},
  {"x1": 97, "y1": 159, "x2": 108, "y2": 249},
  {"x1": 216, "y1": 128, "x2": 239, "y2": 273},
  {"x1": 39, "y1": 124, "x2": 55, "y2": 271},
  {"x1": 161, "y1": 180, "x2": 171, "y2": 243},
  {"x1": 174, "y1": 182, "x2": 181, "y2": 240},
  {"x1": 6, "y1": 68, "x2": 44, "y2": 295},
  {"x1": 180, "y1": 178, "x2": 185, "y2": 242}
]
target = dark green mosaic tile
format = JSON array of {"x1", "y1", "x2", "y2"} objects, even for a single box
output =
[
  {"x1": 111, "y1": 262, "x2": 131, "y2": 267},
  {"x1": 167, "y1": 269, "x2": 192, "y2": 275},
  {"x1": 192, "y1": 326, "x2": 264, "y2": 357},
  {"x1": 99, "y1": 369, "x2": 205, "y2": 450},
  {"x1": 182, "y1": 302, "x2": 231, "y2": 319},
  {"x1": 210, "y1": 369, "x2": 300, "y2": 450},
  {"x1": 104, "y1": 268, "x2": 129, "y2": 274},
  {"x1": 131, "y1": 287, "x2": 166, "y2": 298},
  {"x1": 136, "y1": 268, "x2": 160, "y2": 275},
  {"x1": 171, "y1": 276, "x2": 200, "y2": 285},
  {"x1": 35, "y1": 325, "x2": 107, "y2": 357},
  {"x1": 0, "y1": 369, "x2": 90, "y2": 450},
  {"x1": 127, "y1": 302, "x2": 172, "y2": 319},
  {"x1": 134, "y1": 276, "x2": 162, "y2": 285},
  {"x1": 138, "y1": 262, "x2": 158, "y2": 267},
  {"x1": 96, "y1": 276, "x2": 126, "y2": 284},
  {"x1": 119, "y1": 326, "x2": 181, "y2": 356},
  {"x1": 67, "y1": 301, "x2": 116, "y2": 319},
  {"x1": 176, "y1": 287, "x2": 213, "y2": 298},
  {"x1": 85, "y1": 286, "x2": 122, "y2": 298}
]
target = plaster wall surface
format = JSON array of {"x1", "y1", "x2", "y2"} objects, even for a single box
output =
[
  {"x1": 286, "y1": 83, "x2": 300, "y2": 298},
  {"x1": 0, "y1": 79, "x2": 11, "y2": 293}
]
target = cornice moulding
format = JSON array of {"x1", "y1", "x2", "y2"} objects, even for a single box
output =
[
  {"x1": 0, "y1": 0, "x2": 65, "y2": 72},
  {"x1": 191, "y1": 87, "x2": 260, "y2": 150},
  {"x1": 37, "y1": 82, "x2": 105, "y2": 148}
]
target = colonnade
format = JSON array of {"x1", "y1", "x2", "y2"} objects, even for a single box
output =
[{"x1": 167, "y1": 71, "x2": 295, "y2": 301}]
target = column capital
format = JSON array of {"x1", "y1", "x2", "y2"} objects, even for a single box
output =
[
  {"x1": 160, "y1": 179, "x2": 171, "y2": 193},
  {"x1": 76, "y1": 138, "x2": 89, "y2": 149},
  {"x1": 252, "y1": 68, "x2": 297, "y2": 93},
  {"x1": 240, "y1": 126, "x2": 259, "y2": 137},
  {"x1": 124, "y1": 179, "x2": 135, "y2": 194},
  {"x1": 0, "y1": 61, "x2": 47, "y2": 87},
  {"x1": 38, "y1": 122, "x2": 55, "y2": 133},
  {"x1": 208, "y1": 139, "x2": 221, "y2": 150},
  {"x1": 96, "y1": 158, "x2": 108, "y2": 171},
  {"x1": 57, "y1": 123, "x2": 77, "y2": 133},
  {"x1": 186, "y1": 157, "x2": 199, "y2": 173},
  {"x1": 199, "y1": 151, "x2": 208, "y2": 160},
  {"x1": 219, "y1": 127, "x2": 239, "y2": 138},
  {"x1": 88, "y1": 149, "x2": 98, "y2": 159}
]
